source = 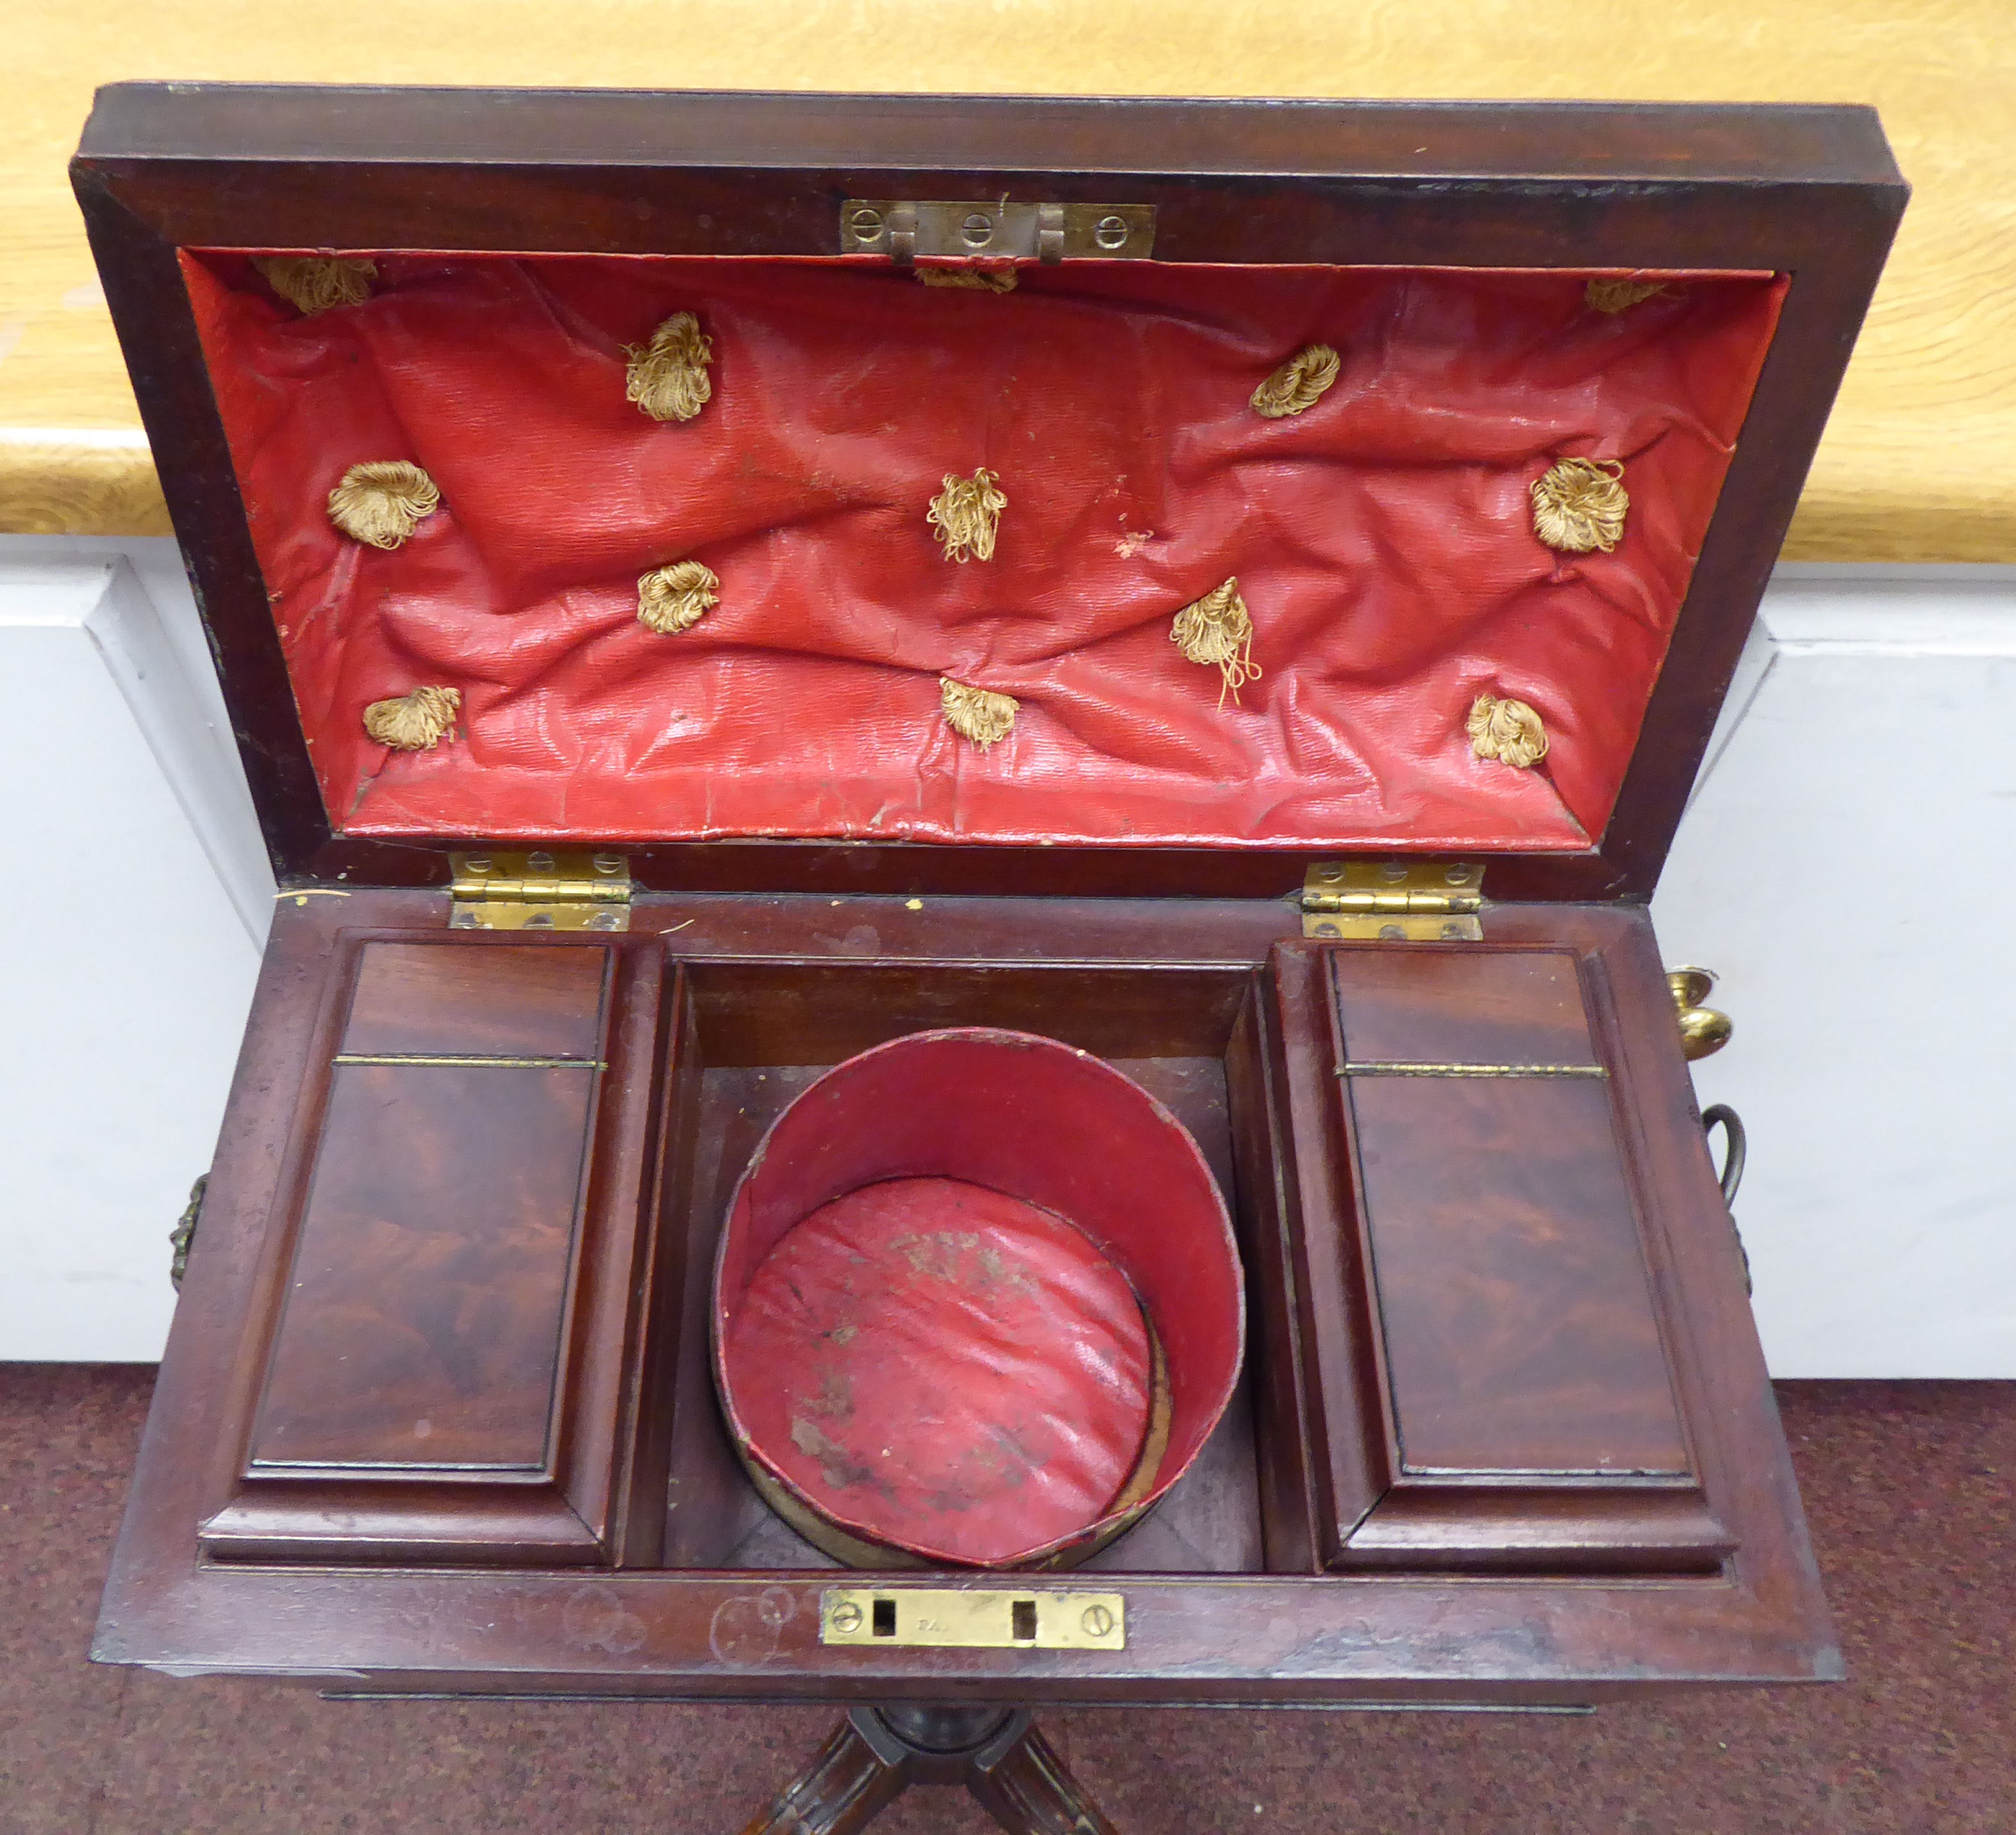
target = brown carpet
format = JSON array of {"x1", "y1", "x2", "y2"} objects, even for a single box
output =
[{"x1": 1, "y1": 1367, "x2": 2009, "y2": 1834}]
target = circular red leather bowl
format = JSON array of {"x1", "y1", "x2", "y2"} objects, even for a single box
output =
[{"x1": 712, "y1": 1028, "x2": 1244, "y2": 1569}]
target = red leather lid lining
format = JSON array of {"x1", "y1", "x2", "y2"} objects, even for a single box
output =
[{"x1": 183, "y1": 251, "x2": 1783, "y2": 852}]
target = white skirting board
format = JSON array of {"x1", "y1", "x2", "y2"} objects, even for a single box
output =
[
  {"x1": 1650, "y1": 564, "x2": 2016, "y2": 1378},
  {"x1": 0, "y1": 537, "x2": 269, "y2": 1363},
  {"x1": 0, "y1": 537, "x2": 2008, "y2": 1375}
]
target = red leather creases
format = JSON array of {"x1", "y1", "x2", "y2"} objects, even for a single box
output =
[
  {"x1": 723, "y1": 1177, "x2": 1154, "y2": 1568},
  {"x1": 183, "y1": 251, "x2": 1784, "y2": 850}
]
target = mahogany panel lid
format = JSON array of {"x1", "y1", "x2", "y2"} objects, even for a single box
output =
[{"x1": 71, "y1": 86, "x2": 1905, "y2": 900}]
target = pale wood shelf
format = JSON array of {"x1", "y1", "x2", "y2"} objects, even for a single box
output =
[{"x1": 5, "y1": 3, "x2": 2012, "y2": 556}]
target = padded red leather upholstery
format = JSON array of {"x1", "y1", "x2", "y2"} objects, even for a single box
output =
[
  {"x1": 184, "y1": 251, "x2": 1783, "y2": 851},
  {"x1": 723, "y1": 1177, "x2": 1154, "y2": 1567}
]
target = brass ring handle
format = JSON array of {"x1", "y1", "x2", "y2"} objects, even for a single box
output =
[
  {"x1": 1701, "y1": 1104, "x2": 1746, "y2": 1207},
  {"x1": 1701, "y1": 1105, "x2": 1750, "y2": 1296}
]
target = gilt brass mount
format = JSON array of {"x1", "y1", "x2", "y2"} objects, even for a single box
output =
[
  {"x1": 821, "y1": 1588, "x2": 1126, "y2": 1651},
  {"x1": 169, "y1": 1174, "x2": 207, "y2": 1293},
  {"x1": 1667, "y1": 966, "x2": 1733, "y2": 1060}
]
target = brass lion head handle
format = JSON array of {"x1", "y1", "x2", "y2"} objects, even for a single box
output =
[{"x1": 1667, "y1": 966, "x2": 1733, "y2": 1061}]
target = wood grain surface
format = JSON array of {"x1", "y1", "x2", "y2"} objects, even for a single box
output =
[
  {"x1": 1276, "y1": 932, "x2": 1740, "y2": 1577},
  {"x1": 3, "y1": 3, "x2": 2011, "y2": 553},
  {"x1": 194, "y1": 927, "x2": 670, "y2": 1566}
]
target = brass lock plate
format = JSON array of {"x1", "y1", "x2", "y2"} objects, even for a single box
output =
[{"x1": 819, "y1": 1588, "x2": 1125, "y2": 1650}]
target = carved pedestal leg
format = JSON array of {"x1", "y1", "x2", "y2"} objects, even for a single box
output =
[
  {"x1": 740, "y1": 1705, "x2": 1119, "y2": 1835},
  {"x1": 738, "y1": 1718, "x2": 912, "y2": 1835},
  {"x1": 964, "y1": 1714, "x2": 1119, "y2": 1835}
]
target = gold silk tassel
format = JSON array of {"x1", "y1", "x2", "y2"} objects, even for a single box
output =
[
  {"x1": 919, "y1": 268, "x2": 1019, "y2": 293},
  {"x1": 940, "y1": 678, "x2": 1018, "y2": 749},
  {"x1": 625, "y1": 312, "x2": 714, "y2": 422},
  {"x1": 1172, "y1": 578, "x2": 1262, "y2": 708},
  {"x1": 637, "y1": 560, "x2": 720, "y2": 635},
  {"x1": 1251, "y1": 344, "x2": 1340, "y2": 419},
  {"x1": 1466, "y1": 693, "x2": 1549, "y2": 769},
  {"x1": 927, "y1": 468, "x2": 1006, "y2": 563},
  {"x1": 363, "y1": 685, "x2": 461, "y2": 751},
  {"x1": 1531, "y1": 457, "x2": 1629, "y2": 554},
  {"x1": 1585, "y1": 278, "x2": 1667, "y2": 314},
  {"x1": 253, "y1": 255, "x2": 377, "y2": 315},
  {"x1": 326, "y1": 461, "x2": 441, "y2": 549}
]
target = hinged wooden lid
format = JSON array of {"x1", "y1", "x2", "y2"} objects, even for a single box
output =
[{"x1": 72, "y1": 85, "x2": 1904, "y2": 902}]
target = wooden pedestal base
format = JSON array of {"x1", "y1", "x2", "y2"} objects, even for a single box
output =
[{"x1": 743, "y1": 1704, "x2": 1115, "y2": 1834}]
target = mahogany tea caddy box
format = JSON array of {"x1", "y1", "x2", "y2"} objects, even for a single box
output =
[{"x1": 72, "y1": 84, "x2": 1904, "y2": 1706}]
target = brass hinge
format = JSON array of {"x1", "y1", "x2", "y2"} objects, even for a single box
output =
[
  {"x1": 1301, "y1": 860, "x2": 1484, "y2": 941},
  {"x1": 840, "y1": 199, "x2": 1156, "y2": 264},
  {"x1": 449, "y1": 850, "x2": 631, "y2": 932}
]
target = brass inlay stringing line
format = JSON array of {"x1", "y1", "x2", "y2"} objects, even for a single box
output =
[
  {"x1": 1337, "y1": 1062, "x2": 1607, "y2": 1078},
  {"x1": 333, "y1": 1053, "x2": 606, "y2": 1069}
]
